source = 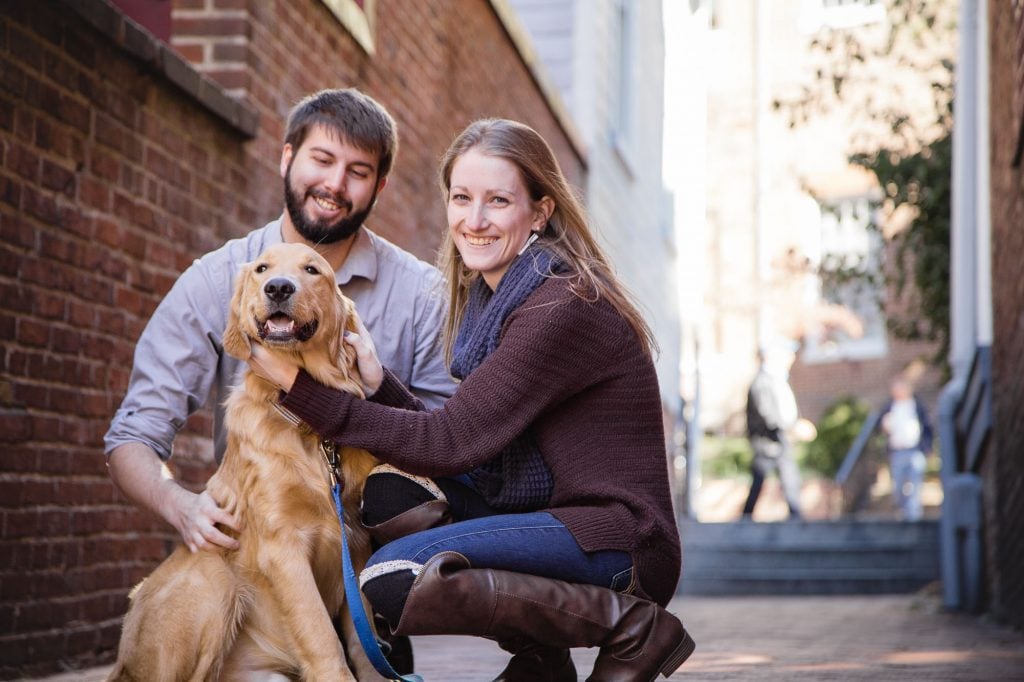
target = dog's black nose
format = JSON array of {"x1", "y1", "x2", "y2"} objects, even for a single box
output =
[{"x1": 264, "y1": 278, "x2": 295, "y2": 303}]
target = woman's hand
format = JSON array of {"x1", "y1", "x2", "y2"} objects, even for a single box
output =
[
  {"x1": 247, "y1": 343, "x2": 300, "y2": 392},
  {"x1": 345, "y1": 315, "x2": 383, "y2": 396}
]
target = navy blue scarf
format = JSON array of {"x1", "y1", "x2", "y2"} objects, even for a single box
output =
[{"x1": 451, "y1": 244, "x2": 559, "y2": 511}]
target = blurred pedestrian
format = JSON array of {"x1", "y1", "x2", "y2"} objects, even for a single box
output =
[
  {"x1": 879, "y1": 377, "x2": 933, "y2": 521},
  {"x1": 742, "y1": 341, "x2": 816, "y2": 520}
]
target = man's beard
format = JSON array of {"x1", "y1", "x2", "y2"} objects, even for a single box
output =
[{"x1": 284, "y1": 163, "x2": 376, "y2": 245}]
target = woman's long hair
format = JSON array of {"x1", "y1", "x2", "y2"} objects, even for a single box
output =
[{"x1": 437, "y1": 118, "x2": 657, "y2": 363}]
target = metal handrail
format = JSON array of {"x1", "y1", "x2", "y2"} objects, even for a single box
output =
[
  {"x1": 938, "y1": 344, "x2": 991, "y2": 612},
  {"x1": 834, "y1": 409, "x2": 882, "y2": 486}
]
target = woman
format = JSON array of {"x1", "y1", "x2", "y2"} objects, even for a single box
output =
[{"x1": 249, "y1": 119, "x2": 694, "y2": 682}]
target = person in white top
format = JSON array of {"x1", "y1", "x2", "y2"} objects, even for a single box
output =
[{"x1": 879, "y1": 378, "x2": 933, "y2": 521}]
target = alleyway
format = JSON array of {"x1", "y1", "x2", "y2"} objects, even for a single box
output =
[{"x1": 26, "y1": 590, "x2": 1024, "y2": 681}]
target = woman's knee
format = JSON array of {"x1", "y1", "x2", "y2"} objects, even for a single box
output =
[
  {"x1": 361, "y1": 464, "x2": 449, "y2": 528},
  {"x1": 360, "y1": 558, "x2": 422, "y2": 628}
]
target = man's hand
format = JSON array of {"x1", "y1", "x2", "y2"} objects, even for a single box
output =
[
  {"x1": 168, "y1": 487, "x2": 240, "y2": 553},
  {"x1": 107, "y1": 442, "x2": 239, "y2": 552},
  {"x1": 343, "y1": 314, "x2": 383, "y2": 396}
]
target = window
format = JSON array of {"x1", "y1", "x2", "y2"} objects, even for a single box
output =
[
  {"x1": 320, "y1": 0, "x2": 377, "y2": 55},
  {"x1": 610, "y1": 0, "x2": 635, "y2": 172},
  {"x1": 799, "y1": 0, "x2": 885, "y2": 32},
  {"x1": 802, "y1": 196, "x2": 887, "y2": 362}
]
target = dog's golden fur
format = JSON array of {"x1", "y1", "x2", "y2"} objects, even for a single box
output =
[{"x1": 108, "y1": 243, "x2": 382, "y2": 681}]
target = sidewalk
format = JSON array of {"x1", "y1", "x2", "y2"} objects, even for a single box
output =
[{"x1": 23, "y1": 591, "x2": 1024, "y2": 681}]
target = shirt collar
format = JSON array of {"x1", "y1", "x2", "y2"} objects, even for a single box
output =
[
  {"x1": 337, "y1": 226, "x2": 378, "y2": 285},
  {"x1": 271, "y1": 215, "x2": 379, "y2": 285}
]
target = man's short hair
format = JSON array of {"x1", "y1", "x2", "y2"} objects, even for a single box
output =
[{"x1": 284, "y1": 88, "x2": 398, "y2": 179}]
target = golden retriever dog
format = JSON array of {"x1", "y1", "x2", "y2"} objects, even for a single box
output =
[{"x1": 108, "y1": 243, "x2": 383, "y2": 682}]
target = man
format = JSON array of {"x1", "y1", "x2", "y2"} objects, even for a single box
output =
[
  {"x1": 105, "y1": 87, "x2": 455, "y2": 553},
  {"x1": 879, "y1": 377, "x2": 932, "y2": 521},
  {"x1": 741, "y1": 340, "x2": 815, "y2": 520}
]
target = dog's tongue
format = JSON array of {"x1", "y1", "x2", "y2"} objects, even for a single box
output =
[{"x1": 267, "y1": 314, "x2": 296, "y2": 334}]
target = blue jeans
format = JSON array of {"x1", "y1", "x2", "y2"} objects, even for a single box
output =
[
  {"x1": 363, "y1": 475, "x2": 634, "y2": 593},
  {"x1": 890, "y1": 448, "x2": 926, "y2": 521}
]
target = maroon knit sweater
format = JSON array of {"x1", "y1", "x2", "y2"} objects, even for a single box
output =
[{"x1": 280, "y1": 276, "x2": 682, "y2": 605}]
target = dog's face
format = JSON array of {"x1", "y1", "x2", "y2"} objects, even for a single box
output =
[{"x1": 223, "y1": 243, "x2": 349, "y2": 363}]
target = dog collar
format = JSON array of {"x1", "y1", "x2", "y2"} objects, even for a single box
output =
[{"x1": 272, "y1": 401, "x2": 312, "y2": 434}]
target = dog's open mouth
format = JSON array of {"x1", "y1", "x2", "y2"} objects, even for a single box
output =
[{"x1": 256, "y1": 313, "x2": 319, "y2": 343}]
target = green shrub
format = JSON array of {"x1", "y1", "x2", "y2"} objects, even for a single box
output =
[
  {"x1": 700, "y1": 435, "x2": 754, "y2": 479},
  {"x1": 803, "y1": 395, "x2": 874, "y2": 478}
]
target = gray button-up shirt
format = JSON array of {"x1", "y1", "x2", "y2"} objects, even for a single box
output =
[{"x1": 104, "y1": 219, "x2": 456, "y2": 463}]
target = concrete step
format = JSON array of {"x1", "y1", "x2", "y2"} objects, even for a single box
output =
[{"x1": 678, "y1": 519, "x2": 940, "y2": 595}]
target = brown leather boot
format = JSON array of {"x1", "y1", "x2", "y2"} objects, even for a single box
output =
[
  {"x1": 364, "y1": 499, "x2": 451, "y2": 545},
  {"x1": 493, "y1": 639, "x2": 577, "y2": 682},
  {"x1": 393, "y1": 552, "x2": 695, "y2": 682}
]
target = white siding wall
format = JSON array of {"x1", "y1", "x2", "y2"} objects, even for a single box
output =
[{"x1": 509, "y1": 0, "x2": 681, "y2": 418}]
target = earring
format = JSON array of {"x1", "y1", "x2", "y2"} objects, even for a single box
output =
[{"x1": 518, "y1": 231, "x2": 540, "y2": 255}]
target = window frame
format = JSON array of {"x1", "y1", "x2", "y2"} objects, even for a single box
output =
[{"x1": 319, "y1": 0, "x2": 377, "y2": 55}]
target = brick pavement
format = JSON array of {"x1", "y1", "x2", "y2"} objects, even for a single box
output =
[{"x1": 20, "y1": 592, "x2": 1024, "y2": 681}]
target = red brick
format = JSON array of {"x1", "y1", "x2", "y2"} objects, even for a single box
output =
[
  {"x1": 0, "y1": 411, "x2": 32, "y2": 444},
  {"x1": 63, "y1": 27, "x2": 96, "y2": 70},
  {"x1": 32, "y1": 290, "x2": 65, "y2": 320},
  {"x1": 40, "y1": 160, "x2": 76, "y2": 197},
  {"x1": 78, "y1": 175, "x2": 110, "y2": 210},
  {"x1": 3, "y1": 508, "x2": 70, "y2": 539},
  {"x1": 22, "y1": 186, "x2": 60, "y2": 224},
  {"x1": 12, "y1": 105, "x2": 34, "y2": 142},
  {"x1": 114, "y1": 286, "x2": 146, "y2": 317},
  {"x1": 0, "y1": 218, "x2": 24, "y2": 255},
  {"x1": 89, "y1": 147, "x2": 120, "y2": 183},
  {"x1": 8, "y1": 25, "x2": 45, "y2": 72},
  {"x1": 17, "y1": 319, "x2": 49, "y2": 348},
  {"x1": 51, "y1": 327, "x2": 83, "y2": 355},
  {"x1": 60, "y1": 205, "x2": 91, "y2": 239},
  {"x1": 172, "y1": 16, "x2": 250, "y2": 38},
  {"x1": 43, "y1": 49, "x2": 83, "y2": 94},
  {"x1": 7, "y1": 141, "x2": 39, "y2": 181},
  {"x1": 0, "y1": 244, "x2": 21, "y2": 278},
  {"x1": 34, "y1": 118, "x2": 71, "y2": 157},
  {"x1": 94, "y1": 113, "x2": 124, "y2": 153},
  {"x1": 117, "y1": 225, "x2": 146, "y2": 260},
  {"x1": 57, "y1": 94, "x2": 92, "y2": 134},
  {"x1": 0, "y1": 174, "x2": 21, "y2": 208},
  {"x1": 174, "y1": 42, "x2": 206, "y2": 63},
  {"x1": 94, "y1": 217, "x2": 121, "y2": 248},
  {"x1": 0, "y1": 57, "x2": 27, "y2": 98},
  {"x1": 0, "y1": 478, "x2": 55, "y2": 506},
  {"x1": 111, "y1": 191, "x2": 138, "y2": 225},
  {"x1": 212, "y1": 41, "x2": 247, "y2": 62}
]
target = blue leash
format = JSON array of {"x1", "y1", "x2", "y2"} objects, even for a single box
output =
[{"x1": 323, "y1": 440, "x2": 424, "y2": 682}]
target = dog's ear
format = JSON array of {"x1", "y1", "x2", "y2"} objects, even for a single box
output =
[
  {"x1": 223, "y1": 267, "x2": 252, "y2": 361},
  {"x1": 333, "y1": 287, "x2": 360, "y2": 374}
]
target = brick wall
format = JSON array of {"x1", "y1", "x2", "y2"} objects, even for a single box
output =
[
  {"x1": 0, "y1": 0, "x2": 584, "y2": 675},
  {"x1": 789, "y1": 338, "x2": 945, "y2": 425},
  {"x1": 985, "y1": 0, "x2": 1024, "y2": 632}
]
